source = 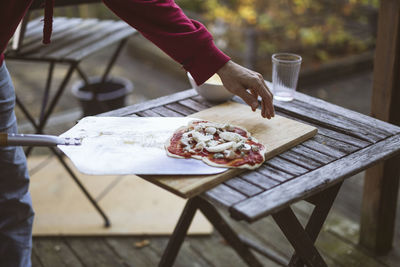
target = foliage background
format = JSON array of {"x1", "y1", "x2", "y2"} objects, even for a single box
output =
[
  {"x1": 177, "y1": 0, "x2": 378, "y2": 72},
  {"x1": 54, "y1": 0, "x2": 378, "y2": 75}
]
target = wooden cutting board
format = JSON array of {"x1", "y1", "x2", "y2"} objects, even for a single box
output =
[{"x1": 141, "y1": 102, "x2": 317, "y2": 198}]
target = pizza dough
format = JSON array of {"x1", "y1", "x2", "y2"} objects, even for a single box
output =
[{"x1": 165, "y1": 120, "x2": 266, "y2": 170}]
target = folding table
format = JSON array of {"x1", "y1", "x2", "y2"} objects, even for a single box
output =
[
  {"x1": 102, "y1": 89, "x2": 400, "y2": 266},
  {"x1": 5, "y1": 2, "x2": 137, "y2": 227}
]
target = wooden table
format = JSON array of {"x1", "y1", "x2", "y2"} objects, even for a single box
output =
[{"x1": 103, "y1": 89, "x2": 400, "y2": 266}]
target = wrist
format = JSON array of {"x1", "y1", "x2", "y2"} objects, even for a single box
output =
[{"x1": 217, "y1": 60, "x2": 233, "y2": 77}]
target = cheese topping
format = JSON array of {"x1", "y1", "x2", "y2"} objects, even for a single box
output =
[
  {"x1": 182, "y1": 120, "x2": 263, "y2": 161},
  {"x1": 219, "y1": 131, "x2": 245, "y2": 142},
  {"x1": 205, "y1": 141, "x2": 235, "y2": 152}
]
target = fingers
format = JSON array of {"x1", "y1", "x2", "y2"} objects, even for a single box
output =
[
  {"x1": 216, "y1": 60, "x2": 274, "y2": 119},
  {"x1": 250, "y1": 77, "x2": 274, "y2": 119},
  {"x1": 235, "y1": 88, "x2": 258, "y2": 111},
  {"x1": 259, "y1": 79, "x2": 275, "y2": 118}
]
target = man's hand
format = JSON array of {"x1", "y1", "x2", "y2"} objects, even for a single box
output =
[{"x1": 217, "y1": 60, "x2": 275, "y2": 119}]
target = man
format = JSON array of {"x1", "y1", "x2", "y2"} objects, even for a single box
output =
[{"x1": 0, "y1": 0, "x2": 274, "y2": 266}]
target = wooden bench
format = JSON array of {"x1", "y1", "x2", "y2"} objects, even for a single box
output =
[{"x1": 102, "y1": 89, "x2": 400, "y2": 266}]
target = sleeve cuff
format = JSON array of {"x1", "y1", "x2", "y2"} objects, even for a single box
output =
[{"x1": 184, "y1": 40, "x2": 230, "y2": 86}]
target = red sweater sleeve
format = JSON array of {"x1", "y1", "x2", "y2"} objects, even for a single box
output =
[
  {"x1": 0, "y1": 0, "x2": 33, "y2": 66},
  {"x1": 102, "y1": 0, "x2": 230, "y2": 85}
]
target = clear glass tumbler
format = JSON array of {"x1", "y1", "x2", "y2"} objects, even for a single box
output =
[{"x1": 272, "y1": 53, "x2": 302, "y2": 102}]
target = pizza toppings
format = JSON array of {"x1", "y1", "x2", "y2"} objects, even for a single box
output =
[{"x1": 165, "y1": 120, "x2": 266, "y2": 169}]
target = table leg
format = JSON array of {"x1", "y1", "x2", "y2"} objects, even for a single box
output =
[
  {"x1": 159, "y1": 198, "x2": 199, "y2": 267},
  {"x1": 100, "y1": 38, "x2": 128, "y2": 83},
  {"x1": 289, "y1": 182, "x2": 342, "y2": 267},
  {"x1": 272, "y1": 207, "x2": 327, "y2": 267},
  {"x1": 159, "y1": 196, "x2": 262, "y2": 267},
  {"x1": 51, "y1": 147, "x2": 111, "y2": 227},
  {"x1": 196, "y1": 197, "x2": 262, "y2": 267}
]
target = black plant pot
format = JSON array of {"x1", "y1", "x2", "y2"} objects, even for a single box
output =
[{"x1": 71, "y1": 76, "x2": 133, "y2": 116}]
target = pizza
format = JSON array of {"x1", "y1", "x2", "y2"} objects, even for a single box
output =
[{"x1": 165, "y1": 120, "x2": 266, "y2": 169}]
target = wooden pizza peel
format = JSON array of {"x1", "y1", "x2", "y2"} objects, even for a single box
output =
[{"x1": 141, "y1": 101, "x2": 317, "y2": 198}]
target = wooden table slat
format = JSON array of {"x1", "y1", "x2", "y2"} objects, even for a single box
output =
[
  {"x1": 20, "y1": 17, "x2": 73, "y2": 46},
  {"x1": 136, "y1": 109, "x2": 161, "y2": 117},
  {"x1": 279, "y1": 151, "x2": 322, "y2": 170},
  {"x1": 25, "y1": 16, "x2": 45, "y2": 32},
  {"x1": 277, "y1": 111, "x2": 371, "y2": 148},
  {"x1": 49, "y1": 21, "x2": 127, "y2": 59},
  {"x1": 290, "y1": 145, "x2": 337, "y2": 164},
  {"x1": 240, "y1": 171, "x2": 281, "y2": 190},
  {"x1": 301, "y1": 139, "x2": 347, "y2": 159},
  {"x1": 151, "y1": 106, "x2": 183, "y2": 117},
  {"x1": 165, "y1": 103, "x2": 196, "y2": 116},
  {"x1": 231, "y1": 133, "x2": 400, "y2": 222},
  {"x1": 178, "y1": 98, "x2": 209, "y2": 112},
  {"x1": 275, "y1": 99, "x2": 386, "y2": 143},
  {"x1": 223, "y1": 177, "x2": 264, "y2": 197},
  {"x1": 288, "y1": 99, "x2": 392, "y2": 139},
  {"x1": 293, "y1": 92, "x2": 400, "y2": 135},
  {"x1": 191, "y1": 95, "x2": 214, "y2": 107},
  {"x1": 7, "y1": 18, "x2": 78, "y2": 56},
  {"x1": 256, "y1": 164, "x2": 294, "y2": 183},
  {"x1": 18, "y1": 18, "x2": 98, "y2": 57},
  {"x1": 202, "y1": 183, "x2": 247, "y2": 208},
  {"x1": 67, "y1": 27, "x2": 136, "y2": 61},
  {"x1": 230, "y1": 96, "x2": 372, "y2": 148},
  {"x1": 266, "y1": 156, "x2": 309, "y2": 176},
  {"x1": 37, "y1": 19, "x2": 111, "y2": 58},
  {"x1": 304, "y1": 134, "x2": 358, "y2": 155},
  {"x1": 99, "y1": 89, "x2": 197, "y2": 117}
]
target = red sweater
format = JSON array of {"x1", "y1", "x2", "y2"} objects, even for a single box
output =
[{"x1": 0, "y1": 0, "x2": 230, "y2": 85}]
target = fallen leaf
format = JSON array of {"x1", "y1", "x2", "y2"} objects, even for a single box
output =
[{"x1": 134, "y1": 239, "x2": 150, "y2": 248}]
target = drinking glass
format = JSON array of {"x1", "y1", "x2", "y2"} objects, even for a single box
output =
[{"x1": 272, "y1": 53, "x2": 302, "y2": 102}]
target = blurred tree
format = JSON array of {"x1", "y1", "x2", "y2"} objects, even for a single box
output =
[{"x1": 177, "y1": 0, "x2": 378, "y2": 70}]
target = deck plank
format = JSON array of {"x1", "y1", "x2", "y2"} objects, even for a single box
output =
[
  {"x1": 33, "y1": 237, "x2": 83, "y2": 267},
  {"x1": 149, "y1": 237, "x2": 213, "y2": 267},
  {"x1": 31, "y1": 251, "x2": 43, "y2": 267},
  {"x1": 65, "y1": 237, "x2": 126, "y2": 267},
  {"x1": 105, "y1": 237, "x2": 160, "y2": 266},
  {"x1": 188, "y1": 232, "x2": 282, "y2": 267}
]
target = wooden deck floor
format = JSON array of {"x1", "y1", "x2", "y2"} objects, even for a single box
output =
[
  {"x1": 31, "y1": 182, "x2": 400, "y2": 267},
  {"x1": 30, "y1": 70, "x2": 400, "y2": 266}
]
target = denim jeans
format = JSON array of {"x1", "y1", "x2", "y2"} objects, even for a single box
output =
[{"x1": 0, "y1": 62, "x2": 34, "y2": 267}]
